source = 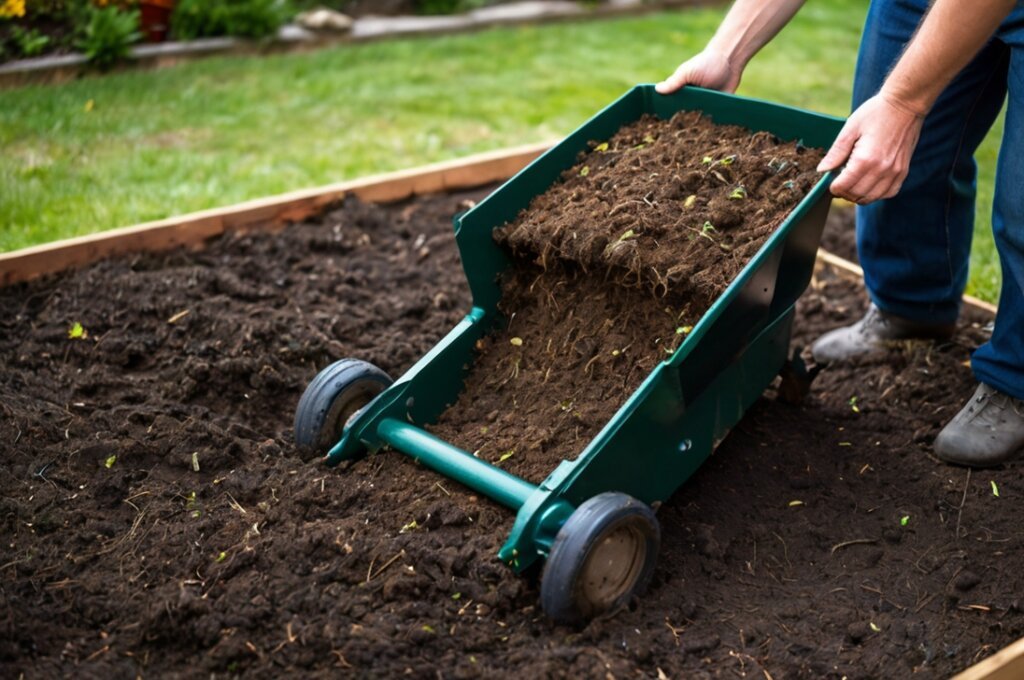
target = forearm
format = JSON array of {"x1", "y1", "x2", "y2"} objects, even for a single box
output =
[
  {"x1": 882, "y1": 0, "x2": 1015, "y2": 116},
  {"x1": 705, "y1": 0, "x2": 807, "y2": 69}
]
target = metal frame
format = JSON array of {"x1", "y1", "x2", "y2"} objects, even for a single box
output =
[{"x1": 326, "y1": 84, "x2": 845, "y2": 573}]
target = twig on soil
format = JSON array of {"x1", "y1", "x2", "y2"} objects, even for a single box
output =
[
  {"x1": 955, "y1": 468, "x2": 971, "y2": 539},
  {"x1": 331, "y1": 650, "x2": 353, "y2": 668},
  {"x1": 859, "y1": 584, "x2": 906, "y2": 611},
  {"x1": 365, "y1": 549, "x2": 404, "y2": 583},
  {"x1": 914, "y1": 592, "x2": 938, "y2": 613},
  {"x1": 771, "y1": 532, "x2": 791, "y2": 570},
  {"x1": 270, "y1": 622, "x2": 298, "y2": 654},
  {"x1": 665, "y1": 618, "x2": 685, "y2": 646},
  {"x1": 830, "y1": 538, "x2": 877, "y2": 555},
  {"x1": 434, "y1": 482, "x2": 450, "y2": 496},
  {"x1": 225, "y1": 492, "x2": 247, "y2": 515},
  {"x1": 34, "y1": 461, "x2": 59, "y2": 492},
  {"x1": 913, "y1": 545, "x2": 934, "y2": 574}
]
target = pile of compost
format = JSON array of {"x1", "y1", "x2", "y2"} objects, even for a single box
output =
[
  {"x1": 1, "y1": 185, "x2": 1020, "y2": 679},
  {"x1": 432, "y1": 111, "x2": 825, "y2": 482}
]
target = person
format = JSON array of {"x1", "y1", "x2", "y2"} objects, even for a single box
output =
[{"x1": 656, "y1": 0, "x2": 1024, "y2": 466}]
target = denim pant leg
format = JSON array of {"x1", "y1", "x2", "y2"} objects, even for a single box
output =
[
  {"x1": 972, "y1": 23, "x2": 1024, "y2": 400},
  {"x1": 853, "y1": 0, "x2": 1009, "y2": 325}
]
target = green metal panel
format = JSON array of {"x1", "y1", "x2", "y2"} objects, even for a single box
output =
[{"x1": 326, "y1": 85, "x2": 844, "y2": 574}]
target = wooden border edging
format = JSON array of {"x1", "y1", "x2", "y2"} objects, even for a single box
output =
[
  {"x1": 952, "y1": 637, "x2": 1024, "y2": 680},
  {"x1": 816, "y1": 248, "x2": 998, "y2": 317},
  {"x1": 0, "y1": 142, "x2": 552, "y2": 286},
  {"x1": 0, "y1": 139, "x2": 1014, "y2": 675}
]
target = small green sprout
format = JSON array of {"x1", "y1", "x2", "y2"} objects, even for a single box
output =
[
  {"x1": 400, "y1": 519, "x2": 419, "y2": 533},
  {"x1": 729, "y1": 185, "x2": 747, "y2": 200},
  {"x1": 849, "y1": 396, "x2": 860, "y2": 413},
  {"x1": 619, "y1": 229, "x2": 636, "y2": 241},
  {"x1": 594, "y1": 142, "x2": 609, "y2": 152},
  {"x1": 215, "y1": 551, "x2": 227, "y2": 563},
  {"x1": 579, "y1": 166, "x2": 590, "y2": 177},
  {"x1": 676, "y1": 326, "x2": 693, "y2": 335},
  {"x1": 701, "y1": 221, "x2": 716, "y2": 236},
  {"x1": 869, "y1": 622, "x2": 881, "y2": 633},
  {"x1": 68, "y1": 322, "x2": 87, "y2": 339},
  {"x1": 991, "y1": 481, "x2": 1000, "y2": 497},
  {"x1": 104, "y1": 455, "x2": 116, "y2": 469},
  {"x1": 422, "y1": 625, "x2": 435, "y2": 634},
  {"x1": 900, "y1": 515, "x2": 910, "y2": 527},
  {"x1": 782, "y1": 180, "x2": 796, "y2": 190},
  {"x1": 702, "y1": 155, "x2": 714, "y2": 165},
  {"x1": 788, "y1": 500, "x2": 804, "y2": 507},
  {"x1": 452, "y1": 592, "x2": 462, "y2": 600},
  {"x1": 768, "y1": 158, "x2": 789, "y2": 174},
  {"x1": 643, "y1": 134, "x2": 655, "y2": 144},
  {"x1": 720, "y1": 154, "x2": 737, "y2": 165},
  {"x1": 498, "y1": 450, "x2": 515, "y2": 462},
  {"x1": 509, "y1": 337, "x2": 523, "y2": 347}
]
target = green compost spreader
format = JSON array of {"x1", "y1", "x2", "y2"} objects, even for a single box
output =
[{"x1": 295, "y1": 85, "x2": 844, "y2": 623}]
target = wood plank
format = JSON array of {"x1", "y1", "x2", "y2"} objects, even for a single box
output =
[
  {"x1": 953, "y1": 637, "x2": 1024, "y2": 680},
  {"x1": 0, "y1": 142, "x2": 551, "y2": 286},
  {"x1": 817, "y1": 248, "x2": 998, "y2": 318}
]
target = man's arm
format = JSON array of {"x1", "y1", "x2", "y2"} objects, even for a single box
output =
[
  {"x1": 656, "y1": 0, "x2": 806, "y2": 94},
  {"x1": 820, "y1": 0, "x2": 1016, "y2": 203}
]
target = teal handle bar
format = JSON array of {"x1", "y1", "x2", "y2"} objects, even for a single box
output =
[{"x1": 377, "y1": 418, "x2": 538, "y2": 510}]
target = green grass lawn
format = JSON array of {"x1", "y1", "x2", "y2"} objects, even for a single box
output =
[{"x1": 0, "y1": 0, "x2": 1004, "y2": 301}]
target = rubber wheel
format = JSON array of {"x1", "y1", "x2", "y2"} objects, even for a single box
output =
[
  {"x1": 294, "y1": 359, "x2": 392, "y2": 455},
  {"x1": 540, "y1": 492, "x2": 660, "y2": 624}
]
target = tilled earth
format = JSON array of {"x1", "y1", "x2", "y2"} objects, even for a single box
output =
[{"x1": 1, "y1": 188, "x2": 1021, "y2": 679}]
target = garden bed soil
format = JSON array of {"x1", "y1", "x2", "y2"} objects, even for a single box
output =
[
  {"x1": 431, "y1": 112, "x2": 825, "y2": 482},
  {"x1": 1, "y1": 186, "x2": 1021, "y2": 679}
]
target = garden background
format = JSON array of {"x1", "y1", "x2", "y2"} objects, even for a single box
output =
[{"x1": 0, "y1": 0, "x2": 1007, "y2": 301}]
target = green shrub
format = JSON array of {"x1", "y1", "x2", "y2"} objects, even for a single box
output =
[
  {"x1": 76, "y1": 4, "x2": 141, "y2": 69},
  {"x1": 10, "y1": 25, "x2": 51, "y2": 57},
  {"x1": 172, "y1": 0, "x2": 292, "y2": 40}
]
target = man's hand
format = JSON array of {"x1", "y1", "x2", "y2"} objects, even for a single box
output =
[
  {"x1": 817, "y1": 94, "x2": 926, "y2": 204},
  {"x1": 655, "y1": 50, "x2": 742, "y2": 95}
]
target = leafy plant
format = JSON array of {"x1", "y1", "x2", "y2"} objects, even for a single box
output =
[
  {"x1": 76, "y1": 4, "x2": 140, "y2": 69},
  {"x1": 172, "y1": 0, "x2": 292, "y2": 40},
  {"x1": 10, "y1": 25, "x2": 49, "y2": 56}
]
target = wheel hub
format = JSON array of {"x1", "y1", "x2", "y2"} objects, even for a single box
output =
[{"x1": 580, "y1": 520, "x2": 648, "y2": 607}]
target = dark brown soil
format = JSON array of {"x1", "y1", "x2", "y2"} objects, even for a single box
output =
[
  {"x1": 1, "y1": 187, "x2": 1021, "y2": 679},
  {"x1": 432, "y1": 113, "x2": 825, "y2": 483},
  {"x1": 497, "y1": 111, "x2": 825, "y2": 299}
]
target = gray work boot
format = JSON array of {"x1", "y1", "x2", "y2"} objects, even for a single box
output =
[
  {"x1": 811, "y1": 304, "x2": 956, "y2": 364},
  {"x1": 934, "y1": 383, "x2": 1024, "y2": 467}
]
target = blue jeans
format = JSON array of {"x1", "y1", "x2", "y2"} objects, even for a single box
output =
[{"x1": 854, "y1": 0, "x2": 1024, "y2": 399}]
